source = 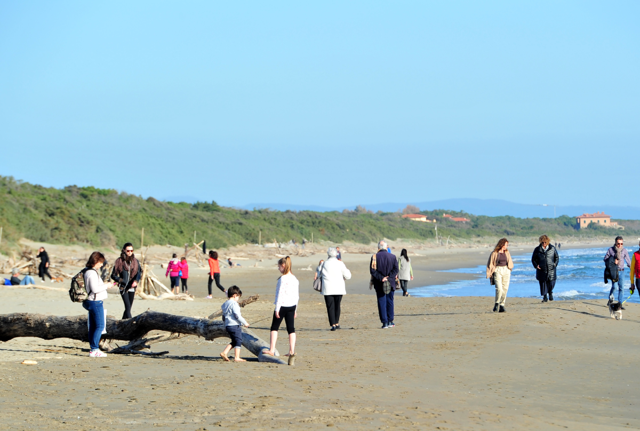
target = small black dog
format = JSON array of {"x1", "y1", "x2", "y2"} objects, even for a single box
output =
[{"x1": 608, "y1": 295, "x2": 623, "y2": 320}]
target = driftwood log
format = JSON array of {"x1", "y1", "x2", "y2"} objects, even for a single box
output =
[{"x1": 0, "y1": 311, "x2": 285, "y2": 364}]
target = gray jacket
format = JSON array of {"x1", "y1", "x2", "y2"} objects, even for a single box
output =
[
  {"x1": 398, "y1": 257, "x2": 413, "y2": 281},
  {"x1": 221, "y1": 299, "x2": 248, "y2": 327}
]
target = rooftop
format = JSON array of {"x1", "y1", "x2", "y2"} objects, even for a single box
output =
[{"x1": 576, "y1": 212, "x2": 611, "y2": 219}]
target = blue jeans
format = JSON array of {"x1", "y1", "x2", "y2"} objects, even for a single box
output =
[
  {"x1": 82, "y1": 300, "x2": 105, "y2": 351},
  {"x1": 609, "y1": 269, "x2": 625, "y2": 303},
  {"x1": 20, "y1": 276, "x2": 35, "y2": 285},
  {"x1": 375, "y1": 288, "x2": 395, "y2": 324}
]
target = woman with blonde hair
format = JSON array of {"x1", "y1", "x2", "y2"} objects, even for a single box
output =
[
  {"x1": 264, "y1": 256, "x2": 299, "y2": 365},
  {"x1": 486, "y1": 238, "x2": 514, "y2": 313},
  {"x1": 531, "y1": 234, "x2": 559, "y2": 302}
]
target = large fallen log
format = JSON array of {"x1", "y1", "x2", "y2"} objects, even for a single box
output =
[{"x1": 0, "y1": 311, "x2": 285, "y2": 364}]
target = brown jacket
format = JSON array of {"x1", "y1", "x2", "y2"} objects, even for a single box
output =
[{"x1": 486, "y1": 251, "x2": 514, "y2": 278}]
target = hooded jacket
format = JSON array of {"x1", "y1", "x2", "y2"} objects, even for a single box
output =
[
  {"x1": 531, "y1": 244, "x2": 559, "y2": 282},
  {"x1": 166, "y1": 258, "x2": 181, "y2": 277}
]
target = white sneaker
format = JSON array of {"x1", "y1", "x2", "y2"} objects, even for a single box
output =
[
  {"x1": 51, "y1": 280, "x2": 55, "y2": 283},
  {"x1": 206, "y1": 295, "x2": 212, "y2": 299},
  {"x1": 89, "y1": 350, "x2": 107, "y2": 358}
]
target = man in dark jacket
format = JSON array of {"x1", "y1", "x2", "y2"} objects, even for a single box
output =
[
  {"x1": 36, "y1": 247, "x2": 53, "y2": 282},
  {"x1": 603, "y1": 236, "x2": 631, "y2": 307},
  {"x1": 531, "y1": 235, "x2": 560, "y2": 302},
  {"x1": 370, "y1": 241, "x2": 399, "y2": 329}
]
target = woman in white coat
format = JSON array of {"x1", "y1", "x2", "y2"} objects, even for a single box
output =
[{"x1": 319, "y1": 247, "x2": 352, "y2": 331}]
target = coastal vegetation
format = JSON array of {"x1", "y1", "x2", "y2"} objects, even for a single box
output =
[{"x1": 0, "y1": 176, "x2": 636, "y2": 253}]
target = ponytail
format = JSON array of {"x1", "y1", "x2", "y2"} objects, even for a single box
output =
[{"x1": 278, "y1": 256, "x2": 292, "y2": 275}]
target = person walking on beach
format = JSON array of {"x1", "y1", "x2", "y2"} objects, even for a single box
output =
[
  {"x1": 111, "y1": 243, "x2": 141, "y2": 319},
  {"x1": 487, "y1": 238, "x2": 514, "y2": 312},
  {"x1": 319, "y1": 248, "x2": 352, "y2": 331},
  {"x1": 220, "y1": 286, "x2": 250, "y2": 362},
  {"x1": 370, "y1": 241, "x2": 399, "y2": 329},
  {"x1": 207, "y1": 251, "x2": 225, "y2": 298},
  {"x1": 83, "y1": 251, "x2": 110, "y2": 357},
  {"x1": 36, "y1": 247, "x2": 53, "y2": 282},
  {"x1": 165, "y1": 253, "x2": 181, "y2": 295},
  {"x1": 531, "y1": 235, "x2": 559, "y2": 303},
  {"x1": 604, "y1": 236, "x2": 631, "y2": 308},
  {"x1": 179, "y1": 257, "x2": 189, "y2": 294},
  {"x1": 397, "y1": 249, "x2": 413, "y2": 297},
  {"x1": 264, "y1": 256, "x2": 299, "y2": 365}
]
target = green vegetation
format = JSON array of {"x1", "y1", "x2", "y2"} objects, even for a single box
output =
[{"x1": 0, "y1": 176, "x2": 635, "y2": 253}]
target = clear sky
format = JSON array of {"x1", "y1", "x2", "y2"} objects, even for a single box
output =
[{"x1": 1, "y1": 1, "x2": 638, "y2": 208}]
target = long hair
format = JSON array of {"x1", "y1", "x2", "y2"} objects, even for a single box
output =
[
  {"x1": 493, "y1": 238, "x2": 509, "y2": 253},
  {"x1": 400, "y1": 248, "x2": 409, "y2": 262},
  {"x1": 120, "y1": 242, "x2": 134, "y2": 263},
  {"x1": 209, "y1": 250, "x2": 218, "y2": 259},
  {"x1": 278, "y1": 256, "x2": 292, "y2": 276},
  {"x1": 86, "y1": 251, "x2": 106, "y2": 268}
]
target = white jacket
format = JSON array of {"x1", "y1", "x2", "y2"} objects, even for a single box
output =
[
  {"x1": 320, "y1": 257, "x2": 351, "y2": 296},
  {"x1": 274, "y1": 273, "x2": 299, "y2": 312},
  {"x1": 84, "y1": 268, "x2": 109, "y2": 301}
]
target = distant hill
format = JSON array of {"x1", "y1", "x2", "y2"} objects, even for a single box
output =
[{"x1": 242, "y1": 199, "x2": 640, "y2": 220}]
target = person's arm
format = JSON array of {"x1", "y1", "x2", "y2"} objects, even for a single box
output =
[
  {"x1": 531, "y1": 251, "x2": 538, "y2": 269},
  {"x1": 165, "y1": 262, "x2": 171, "y2": 277},
  {"x1": 631, "y1": 254, "x2": 636, "y2": 288},
  {"x1": 274, "y1": 278, "x2": 284, "y2": 313},
  {"x1": 554, "y1": 248, "x2": 559, "y2": 267},
  {"x1": 390, "y1": 257, "x2": 399, "y2": 280},
  {"x1": 603, "y1": 248, "x2": 613, "y2": 262},
  {"x1": 135, "y1": 260, "x2": 142, "y2": 282},
  {"x1": 232, "y1": 302, "x2": 248, "y2": 326},
  {"x1": 625, "y1": 250, "x2": 632, "y2": 267},
  {"x1": 87, "y1": 270, "x2": 109, "y2": 294},
  {"x1": 110, "y1": 262, "x2": 121, "y2": 284},
  {"x1": 410, "y1": 262, "x2": 413, "y2": 279},
  {"x1": 341, "y1": 263, "x2": 352, "y2": 280}
]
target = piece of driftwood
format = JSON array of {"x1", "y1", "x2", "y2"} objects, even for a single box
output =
[
  {"x1": 2, "y1": 284, "x2": 67, "y2": 292},
  {"x1": 0, "y1": 311, "x2": 285, "y2": 364}
]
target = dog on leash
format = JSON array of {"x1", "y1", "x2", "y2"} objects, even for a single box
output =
[
  {"x1": 52, "y1": 276, "x2": 64, "y2": 283},
  {"x1": 609, "y1": 295, "x2": 623, "y2": 320}
]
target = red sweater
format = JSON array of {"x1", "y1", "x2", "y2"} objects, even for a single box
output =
[{"x1": 208, "y1": 258, "x2": 220, "y2": 274}]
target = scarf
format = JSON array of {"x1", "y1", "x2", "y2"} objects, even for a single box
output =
[{"x1": 115, "y1": 256, "x2": 139, "y2": 279}]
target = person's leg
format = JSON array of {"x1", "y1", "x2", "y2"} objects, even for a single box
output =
[
  {"x1": 83, "y1": 301, "x2": 98, "y2": 351},
  {"x1": 547, "y1": 279, "x2": 556, "y2": 301},
  {"x1": 334, "y1": 295, "x2": 342, "y2": 325},
  {"x1": 207, "y1": 275, "x2": 213, "y2": 296},
  {"x1": 617, "y1": 274, "x2": 625, "y2": 304},
  {"x1": 608, "y1": 279, "x2": 617, "y2": 303},
  {"x1": 283, "y1": 308, "x2": 296, "y2": 355},
  {"x1": 501, "y1": 268, "x2": 511, "y2": 306},
  {"x1": 267, "y1": 311, "x2": 284, "y2": 355},
  {"x1": 44, "y1": 268, "x2": 53, "y2": 281},
  {"x1": 495, "y1": 269, "x2": 505, "y2": 305},
  {"x1": 324, "y1": 295, "x2": 336, "y2": 326},
  {"x1": 399, "y1": 280, "x2": 408, "y2": 295},
  {"x1": 121, "y1": 290, "x2": 132, "y2": 319},
  {"x1": 127, "y1": 291, "x2": 135, "y2": 316},
  {"x1": 375, "y1": 288, "x2": 387, "y2": 325},
  {"x1": 540, "y1": 280, "x2": 548, "y2": 301},
  {"x1": 214, "y1": 273, "x2": 225, "y2": 292},
  {"x1": 386, "y1": 290, "x2": 395, "y2": 324},
  {"x1": 181, "y1": 278, "x2": 187, "y2": 293}
]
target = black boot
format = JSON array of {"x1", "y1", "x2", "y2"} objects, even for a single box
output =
[
  {"x1": 499, "y1": 305, "x2": 506, "y2": 313},
  {"x1": 549, "y1": 292, "x2": 554, "y2": 301},
  {"x1": 542, "y1": 295, "x2": 548, "y2": 303},
  {"x1": 493, "y1": 304, "x2": 499, "y2": 312}
]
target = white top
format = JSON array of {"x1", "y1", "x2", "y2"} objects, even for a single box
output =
[
  {"x1": 274, "y1": 272, "x2": 299, "y2": 312},
  {"x1": 320, "y1": 257, "x2": 351, "y2": 296},
  {"x1": 84, "y1": 268, "x2": 109, "y2": 301}
]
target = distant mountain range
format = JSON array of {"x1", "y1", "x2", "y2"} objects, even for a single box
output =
[{"x1": 239, "y1": 199, "x2": 640, "y2": 220}]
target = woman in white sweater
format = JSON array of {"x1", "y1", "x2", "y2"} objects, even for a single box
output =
[
  {"x1": 319, "y1": 247, "x2": 351, "y2": 330},
  {"x1": 265, "y1": 256, "x2": 299, "y2": 365},
  {"x1": 83, "y1": 252, "x2": 111, "y2": 358}
]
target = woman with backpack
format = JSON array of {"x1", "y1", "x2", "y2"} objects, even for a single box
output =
[
  {"x1": 110, "y1": 242, "x2": 141, "y2": 319},
  {"x1": 83, "y1": 251, "x2": 110, "y2": 358},
  {"x1": 165, "y1": 253, "x2": 181, "y2": 294},
  {"x1": 397, "y1": 249, "x2": 413, "y2": 297}
]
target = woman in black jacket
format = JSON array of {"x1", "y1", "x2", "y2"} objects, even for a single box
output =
[
  {"x1": 531, "y1": 235, "x2": 560, "y2": 302},
  {"x1": 110, "y1": 242, "x2": 141, "y2": 319},
  {"x1": 37, "y1": 247, "x2": 53, "y2": 282}
]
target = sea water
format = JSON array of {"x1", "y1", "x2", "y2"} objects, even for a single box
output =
[{"x1": 411, "y1": 247, "x2": 640, "y2": 303}]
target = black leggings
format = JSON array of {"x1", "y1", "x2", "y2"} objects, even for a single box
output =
[
  {"x1": 180, "y1": 278, "x2": 188, "y2": 293},
  {"x1": 208, "y1": 273, "x2": 225, "y2": 295},
  {"x1": 270, "y1": 305, "x2": 296, "y2": 334},
  {"x1": 121, "y1": 290, "x2": 135, "y2": 319},
  {"x1": 324, "y1": 295, "x2": 342, "y2": 326},
  {"x1": 399, "y1": 280, "x2": 409, "y2": 295},
  {"x1": 40, "y1": 267, "x2": 53, "y2": 281}
]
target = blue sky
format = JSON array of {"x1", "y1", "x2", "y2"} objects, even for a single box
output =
[{"x1": 1, "y1": 1, "x2": 638, "y2": 208}]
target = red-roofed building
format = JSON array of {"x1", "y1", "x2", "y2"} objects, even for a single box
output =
[
  {"x1": 402, "y1": 214, "x2": 434, "y2": 223},
  {"x1": 576, "y1": 212, "x2": 623, "y2": 230},
  {"x1": 443, "y1": 213, "x2": 470, "y2": 223}
]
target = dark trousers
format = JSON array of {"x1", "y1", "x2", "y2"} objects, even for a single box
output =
[
  {"x1": 180, "y1": 278, "x2": 188, "y2": 293},
  {"x1": 121, "y1": 290, "x2": 135, "y2": 319},
  {"x1": 39, "y1": 266, "x2": 52, "y2": 281},
  {"x1": 270, "y1": 305, "x2": 296, "y2": 334},
  {"x1": 375, "y1": 288, "x2": 395, "y2": 324},
  {"x1": 82, "y1": 300, "x2": 104, "y2": 351},
  {"x1": 208, "y1": 273, "x2": 225, "y2": 295},
  {"x1": 399, "y1": 280, "x2": 409, "y2": 295},
  {"x1": 324, "y1": 295, "x2": 343, "y2": 326},
  {"x1": 539, "y1": 279, "x2": 556, "y2": 297}
]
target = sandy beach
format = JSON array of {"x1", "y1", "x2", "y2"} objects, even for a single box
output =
[{"x1": 1, "y1": 238, "x2": 637, "y2": 430}]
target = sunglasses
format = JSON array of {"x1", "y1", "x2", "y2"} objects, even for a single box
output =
[
  {"x1": 616, "y1": 243, "x2": 623, "y2": 246},
  {"x1": 125, "y1": 249, "x2": 134, "y2": 253}
]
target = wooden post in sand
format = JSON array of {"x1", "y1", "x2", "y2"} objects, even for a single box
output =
[
  {"x1": 312, "y1": 232, "x2": 313, "y2": 243},
  {"x1": 140, "y1": 228, "x2": 144, "y2": 249},
  {"x1": 259, "y1": 230, "x2": 261, "y2": 245},
  {"x1": 0, "y1": 226, "x2": 2, "y2": 245}
]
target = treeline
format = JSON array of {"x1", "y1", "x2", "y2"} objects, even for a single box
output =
[{"x1": 0, "y1": 176, "x2": 634, "y2": 252}]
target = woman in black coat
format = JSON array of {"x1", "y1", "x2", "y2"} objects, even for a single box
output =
[{"x1": 531, "y1": 234, "x2": 560, "y2": 302}]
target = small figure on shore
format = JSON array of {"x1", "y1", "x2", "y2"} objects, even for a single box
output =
[
  {"x1": 165, "y1": 253, "x2": 181, "y2": 295},
  {"x1": 220, "y1": 286, "x2": 250, "y2": 362},
  {"x1": 629, "y1": 239, "x2": 640, "y2": 300},
  {"x1": 532, "y1": 235, "x2": 559, "y2": 303},
  {"x1": 487, "y1": 238, "x2": 514, "y2": 312},
  {"x1": 84, "y1": 251, "x2": 110, "y2": 357},
  {"x1": 179, "y1": 257, "x2": 189, "y2": 294},
  {"x1": 604, "y1": 236, "x2": 630, "y2": 308},
  {"x1": 37, "y1": 247, "x2": 53, "y2": 283},
  {"x1": 111, "y1": 243, "x2": 141, "y2": 319},
  {"x1": 370, "y1": 241, "x2": 399, "y2": 329},
  {"x1": 207, "y1": 251, "x2": 225, "y2": 298},
  {"x1": 264, "y1": 256, "x2": 299, "y2": 365},
  {"x1": 397, "y1": 248, "x2": 413, "y2": 297},
  {"x1": 319, "y1": 248, "x2": 351, "y2": 331},
  {"x1": 336, "y1": 247, "x2": 342, "y2": 261},
  {"x1": 9, "y1": 268, "x2": 36, "y2": 285}
]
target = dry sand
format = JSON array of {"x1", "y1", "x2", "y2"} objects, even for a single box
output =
[{"x1": 2, "y1": 238, "x2": 637, "y2": 430}]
